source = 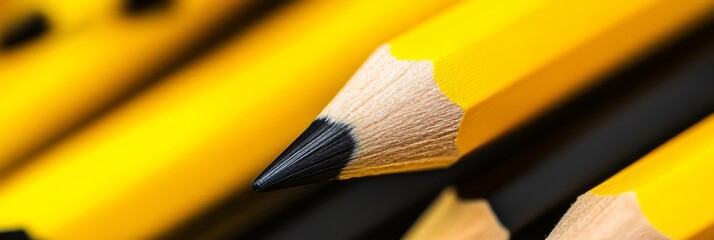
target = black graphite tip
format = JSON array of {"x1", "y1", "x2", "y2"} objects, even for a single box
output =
[
  {"x1": 1, "y1": 12, "x2": 49, "y2": 50},
  {"x1": 123, "y1": 0, "x2": 172, "y2": 15},
  {"x1": 252, "y1": 118, "x2": 357, "y2": 192},
  {"x1": 0, "y1": 229, "x2": 31, "y2": 240}
]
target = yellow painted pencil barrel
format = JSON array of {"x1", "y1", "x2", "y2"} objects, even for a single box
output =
[{"x1": 253, "y1": 0, "x2": 714, "y2": 190}]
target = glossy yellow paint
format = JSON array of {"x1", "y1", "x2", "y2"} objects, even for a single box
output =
[
  {"x1": 390, "y1": 0, "x2": 714, "y2": 154},
  {"x1": 0, "y1": 0, "x2": 247, "y2": 171},
  {"x1": 592, "y1": 114, "x2": 714, "y2": 239},
  {"x1": 0, "y1": 0, "x2": 459, "y2": 238}
]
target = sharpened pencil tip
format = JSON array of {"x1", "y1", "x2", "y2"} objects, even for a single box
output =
[
  {"x1": 251, "y1": 180, "x2": 264, "y2": 192},
  {"x1": 252, "y1": 118, "x2": 357, "y2": 192}
]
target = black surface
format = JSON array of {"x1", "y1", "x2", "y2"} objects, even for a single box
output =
[
  {"x1": 1, "y1": 13, "x2": 48, "y2": 50},
  {"x1": 253, "y1": 118, "x2": 357, "y2": 192},
  {"x1": 242, "y1": 171, "x2": 446, "y2": 240},
  {"x1": 123, "y1": 0, "x2": 172, "y2": 15},
  {"x1": 511, "y1": 199, "x2": 572, "y2": 239},
  {"x1": 158, "y1": 185, "x2": 320, "y2": 239},
  {"x1": 0, "y1": 230, "x2": 30, "y2": 240}
]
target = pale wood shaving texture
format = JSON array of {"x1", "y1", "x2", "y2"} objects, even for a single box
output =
[
  {"x1": 404, "y1": 188, "x2": 509, "y2": 240},
  {"x1": 547, "y1": 192, "x2": 668, "y2": 240},
  {"x1": 319, "y1": 45, "x2": 464, "y2": 179}
]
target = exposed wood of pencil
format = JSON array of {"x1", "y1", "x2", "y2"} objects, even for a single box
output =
[
  {"x1": 323, "y1": 46, "x2": 464, "y2": 179},
  {"x1": 404, "y1": 188, "x2": 508, "y2": 240},
  {"x1": 549, "y1": 114, "x2": 714, "y2": 239},
  {"x1": 547, "y1": 192, "x2": 665, "y2": 240}
]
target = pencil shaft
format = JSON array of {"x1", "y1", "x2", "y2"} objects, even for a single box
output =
[
  {"x1": 255, "y1": 0, "x2": 714, "y2": 189},
  {"x1": 0, "y1": 0, "x2": 249, "y2": 171},
  {"x1": 391, "y1": 0, "x2": 714, "y2": 153}
]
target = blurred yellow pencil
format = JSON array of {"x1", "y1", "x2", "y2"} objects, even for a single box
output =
[
  {"x1": 0, "y1": 0, "x2": 248, "y2": 171},
  {"x1": 0, "y1": 0, "x2": 459, "y2": 238},
  {"x1": 549, "y1": 114, "x2": 714, "y2": 240}
]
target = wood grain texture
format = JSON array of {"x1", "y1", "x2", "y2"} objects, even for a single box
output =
[
  {"x1": 321, "y1": 45, "x2": 463, "y2": 179},
  {"x1": 550, "y1": 114, "x2": 714, "y2": 239},
  {"x1": 547, "y1": 192, "x2": 666, "y2": 240},
  {"x1": 405, "y1": 188, "x2": 508, "y2": 240}
]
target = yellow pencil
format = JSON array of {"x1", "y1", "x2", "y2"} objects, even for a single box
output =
[
  {"x1": 0, "y1": 0, "x2": 459, "y2": 239},
  {"x1": 253, "y1": 0, "x2": 714, "y2": 191},
  {"x1": 548, "y1": 113, "x2": 714, "y2": 240},
  {"x1": 0, "y1": 0, "x2": 248, "y2": 172}
]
